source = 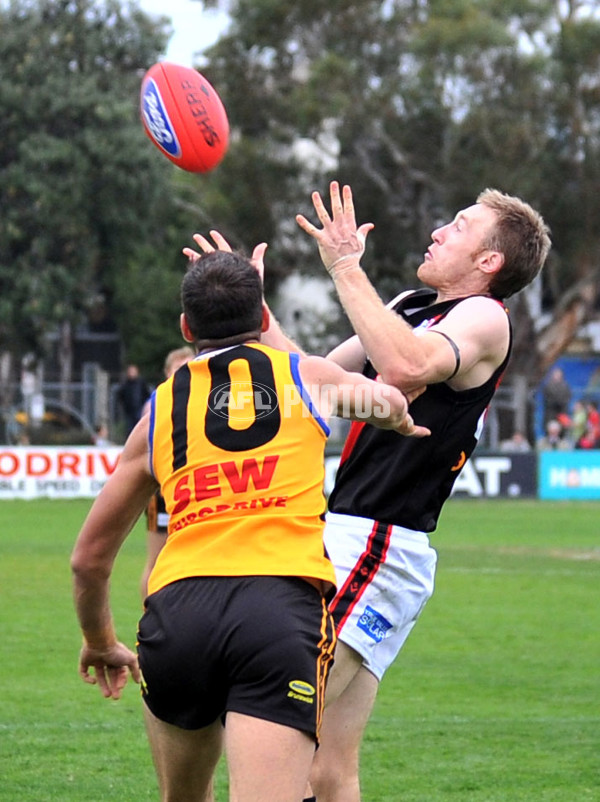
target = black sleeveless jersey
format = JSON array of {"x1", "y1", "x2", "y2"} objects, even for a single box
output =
[{"x1": 328, "y1": 289, "x2": 512, "y2": 533}]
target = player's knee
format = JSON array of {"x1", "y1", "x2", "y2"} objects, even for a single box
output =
[{"x1": 311, "y1": 749, "x2": 358, "y2": 797}]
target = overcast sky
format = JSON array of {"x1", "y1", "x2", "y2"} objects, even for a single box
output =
[{"x1": 138, "y1": 0, "x2": 229, "y2": 65}]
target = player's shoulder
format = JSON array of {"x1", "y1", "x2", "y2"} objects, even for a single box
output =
[
  {"x1": 298, "y1": 353, "x2": 345, "y2": 385},
  {"x1": 299, "y1": 353, "x2": 333, "y2": 373},
  {"x1": 386, "y1": 288, "x2": 418, "y2": 308},
  {"x1": 447, "y1": 295, "x2": 509, "y2": 324},
  {"x1": 432, "y1": 295, "x2": 510, "y2": 353}
]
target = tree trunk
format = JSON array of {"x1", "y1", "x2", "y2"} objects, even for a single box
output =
[
  {"x1": 534, "y1": 275, "x2": 599, "y2": 381},
  {"x1": 506, "y1": 272, "x2": 599, "y2": 387},
  {"x1": 0, "y1": 350, "x2": 14, "y2": 410}
]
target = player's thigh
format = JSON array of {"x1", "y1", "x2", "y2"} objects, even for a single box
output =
[
  {"x1": 323, "y1": 639, "x2": 364, "y2": 705},
  {"x1": 143, "y1": 703, "x2": 223, "y2": 802},
  {"x1": 310, "y1": 664, "x2": 379, "y2": 799},
  {"x1": 321, "y1": 662, "x2": 379, "y2": 754},
  {"x1": 226, "y1": 711, "x2": 316, "y2": 802}
]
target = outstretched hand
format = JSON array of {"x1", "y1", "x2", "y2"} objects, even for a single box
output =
[
  {"x1": 183, "y1": 231, "x2": 268, "y2": 282},
  {"x1": 296, "y1": 181, "x2": 374, "y2": 275},
  {"x1": 78, "y1": 641, "x2": 141, "y2": 700}
]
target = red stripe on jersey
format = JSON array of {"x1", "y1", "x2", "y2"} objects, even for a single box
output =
[
  {"x1": 339, "y1": 421, "x2": 367, "y2": 466},
  {"x1": 329, "y1": 520, "x2": 393, "y2": 633}
]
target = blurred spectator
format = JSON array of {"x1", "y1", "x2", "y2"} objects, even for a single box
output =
[
  {"x1": 117, "y1": 363, "x2": 151, "y2": 437},
  {"x1": 537, "y1": 419, "x2": 573, "y2": 451},
  {"x1": 570, "y1": 400, "x2": 588, "y2": 445},
  {"x1": 576, "y1": 400, "x2": 600, "y2": 449},
  {"x1": 93, "y1": 423, "x2": 112, "y2": 447},
  {"x1": 587, "y1": 400, "x2": 600, "y2": 436},
  {"x1": 542, "y1": 367, "x2": 571, "y2": 427},
  {"x1": 584, "y1": 364, "x2": 600, "y2": 394},
  {"x1": 499, "y1": 430, "x2": 532, "y2": 453}
]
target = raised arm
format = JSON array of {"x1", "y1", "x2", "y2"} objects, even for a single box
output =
[
  {"x1": 298, "y1": 355, "x2": 430, "y2": 438},
  {"x1": 326, "y1": 335, "x2": 367, "y2": 372},
  {"x1": 296, "y1": 181, "x2": 510, "y2": 392}
]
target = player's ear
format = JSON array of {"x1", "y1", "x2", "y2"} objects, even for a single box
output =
[
  {"x1": 479, "y1": 249, "x2": 504, "y2": 276},
  {"x1": 260, "y1": 304, "x2": 270, "y2": 333},
  {"x1": 180, "y1": 313, "x2": 195, "y2": 343}
]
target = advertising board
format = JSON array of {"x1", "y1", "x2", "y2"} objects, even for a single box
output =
[
  {"x1": 539, "y1": 450, "x2": 600, "y2": 500},
  {"x1": 0, "y1": 447, "x2": 121, "y2": 500}
]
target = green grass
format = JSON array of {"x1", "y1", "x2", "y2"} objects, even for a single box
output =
[{"x1": 1, "y1": 499, "x2": 599, "y2": 800}]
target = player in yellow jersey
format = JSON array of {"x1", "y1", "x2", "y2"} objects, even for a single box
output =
[{"x1": 71, "y1": 250, "x2": 428, "y2": 802}]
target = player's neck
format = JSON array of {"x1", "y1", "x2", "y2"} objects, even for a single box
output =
[{"x1": 196, "y1": 333, "x2": 260, "y2": 355}]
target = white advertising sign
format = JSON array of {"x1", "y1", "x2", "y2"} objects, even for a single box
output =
[{"x1": 0, "y1": 447, "x2": 123, "y2": 499}]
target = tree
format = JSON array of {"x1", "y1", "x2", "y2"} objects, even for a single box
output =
[
  {"x1": 430, "y1": 0, "x2": 600, "y2": 384},
  {"x1": 0, "y1": 0, "x2": 193, "y2": 394},
  {"x1": 195, "y1": 0, "x2": 600, "y2": 432}
]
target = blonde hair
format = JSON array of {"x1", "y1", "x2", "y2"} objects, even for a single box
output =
[
  {"x1": 477, "y1": 188, "x2": 551, "y2": 299},
  {"x1": 163, "y1": 346, "x2": 195, "y2": 378}
]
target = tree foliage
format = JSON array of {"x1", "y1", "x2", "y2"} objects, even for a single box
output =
[
  {"x1": 197, "y1": 0, "x2": 600, "y2": 382},
  {"x1": 3, "y1": 0, "x2": 600, "y2": 406},
  {"x1": 0, "y1": 0, "x2": 199, "y2": 380}
]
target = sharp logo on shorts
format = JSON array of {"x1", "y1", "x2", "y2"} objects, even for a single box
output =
[
  {"x1": 287, "y1": 680, "x2": 315, "y2": 704},
  {"x1": 141, "y1": 78, "x2": 182, "y2": 158},
  {"x1": 357, "y1": 605, "x2": 392, "y2": 643}
]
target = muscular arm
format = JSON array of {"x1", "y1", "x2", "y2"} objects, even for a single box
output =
[
  {"x1": 325, "y1": 335, "x2": 366, "y2": 372},
  {"x1": 181, "y1": 225, "x2": 506, "y2": 390},
  {"x1": 322, "y1": 291, "x2": 412, "y2": 372},
  {"x1": 71, "y1": 418, "x2": 157, "y2": 697},
  {"x1": 298, "y1": 355, "x2": 430, "y2": 437},
  {"x1": 323, "y1": 269, "x2": 509, "y2": 391}
]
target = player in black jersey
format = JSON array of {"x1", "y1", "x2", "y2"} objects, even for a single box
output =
[{"x1": 290, "y1": 181, "x2": 551, "y2": 802}]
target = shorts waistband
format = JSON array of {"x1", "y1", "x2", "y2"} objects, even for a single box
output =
[{"x1": 325, "y1": 511, "x2": 431, "y2": 545}]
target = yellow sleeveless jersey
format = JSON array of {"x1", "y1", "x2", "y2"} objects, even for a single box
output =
[{"x1": 147, "y1": 343, "x2": 335, "y2": 596}]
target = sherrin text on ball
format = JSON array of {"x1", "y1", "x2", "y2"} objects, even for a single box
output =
[{"x1": 140, "y1": 62, "x2": 229, "y2": 173}]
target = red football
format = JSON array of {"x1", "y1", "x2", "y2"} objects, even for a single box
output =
[{"x1": 140, "y1": 62, "x2": 229, "y2": 173}]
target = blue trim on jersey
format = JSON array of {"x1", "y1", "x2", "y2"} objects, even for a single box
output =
[
  {"x1": 148, "y1": 390, "x2": 157, "y2": 478},
  {"x1": 289, "y1": 352, "x2": 330, "y2": 437}
]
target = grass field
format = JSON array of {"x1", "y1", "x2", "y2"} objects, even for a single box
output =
[{"x1": 1, "y1": 498, "x2": 598, "y2": 801}]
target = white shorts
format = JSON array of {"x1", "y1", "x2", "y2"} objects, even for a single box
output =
[{"x1": 324, "y1": 511, "x2": 437, "y2": 681}]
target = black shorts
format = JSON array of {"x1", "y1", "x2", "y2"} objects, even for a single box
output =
[{"x1": 137, "y1": 576, "x2": 336, "y2": 742}]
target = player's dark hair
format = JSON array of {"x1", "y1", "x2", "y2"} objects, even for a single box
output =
[
  {"x1": 478, "y1": 189, "x2": 551, "y2": 299},
  {"x1": 181, "y1": 251, "x2": 263, "y2": 342}
]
